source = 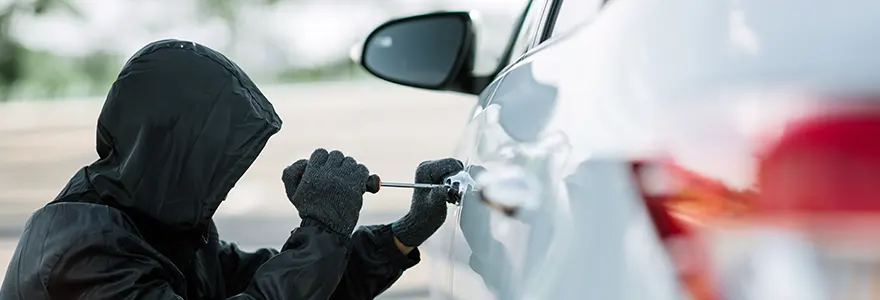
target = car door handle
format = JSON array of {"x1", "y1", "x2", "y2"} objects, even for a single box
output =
[
  {"x1": 474, "y1": 165, "x2": 542, "y2": 217},
  {"x1": 443, "y1": 170, "x2": 476, "y2": 206}
]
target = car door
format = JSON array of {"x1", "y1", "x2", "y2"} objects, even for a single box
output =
[
  {"x1": 447, "y1": 1, "x2": 608, "y2": 299},
  {"x1": 423, "y1": 3, "x2": 543, "y2": 299},
  {"x1": 423, "y1": 2, "x2": 549, "y2": 298}
]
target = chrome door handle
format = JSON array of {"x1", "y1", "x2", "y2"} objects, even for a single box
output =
[{"x1": 443, "y1": 170, "x2": 476, "y2": 206}]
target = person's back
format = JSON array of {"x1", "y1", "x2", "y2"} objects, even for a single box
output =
[
  {"x1": 1, "y1": 39, "x2": 464, "y2": 300},
  {"x1": 0, "y1": 39, "x2": 292, "y2": 299},
  {"x1": 0, "y1": 39, "x2": 363, "y2": 300}
]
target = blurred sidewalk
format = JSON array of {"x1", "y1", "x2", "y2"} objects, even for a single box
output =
[{"x1": 0, "y1": 81, "x2": 474, "y2": 297}]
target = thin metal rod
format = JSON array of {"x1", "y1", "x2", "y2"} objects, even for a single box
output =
[{"x1": 380, "y1": 182, "x2": 444, "y2": 189}]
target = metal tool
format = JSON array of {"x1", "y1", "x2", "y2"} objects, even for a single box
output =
[
  {"x1": 380, "y1": 181, "x2": 445, "y2": 189},
  {"x1": 365, "y1": 174, "x2": 443, "y2": 193},
  {"x1": 365, "y1": 174, "x2": 461, "y2": 203}
]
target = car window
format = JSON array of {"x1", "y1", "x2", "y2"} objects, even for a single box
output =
[
  {"x1": 469, "y1": 0, "x2": 532, "y2": 76},
  {"x1": 506, "y1": 0, "x2": 550, "y2": 64},
  {"x1": 545, "y1": 0, "x2": 605, "y2": 38}
]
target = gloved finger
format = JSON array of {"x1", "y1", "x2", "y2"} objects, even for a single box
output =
[
  {"x1": 352, "y1": 163, "x2": 369, "y2": 184},
  {"x1": 282, "y1": 159, "x2": 309, "y2": 198},
  {"x1": 349, "y1": 163, "x2": 369, "y2": 193},
  {"x1": 341, "y1": 156, "x2": 358, "y2": 168},
  {"x1": 427, "y1": 185, "x2": 456, "y2": 204},
  {"x1": 326, "y1": 150, "x2": 345, "y2": 166},
  {"x1": 308, "y1": 148, "x2": 330, "y2": 166},
  {"x1": 415, "y1": 158, "x2": 465, "y2": 184},
  {"x1": 422, "y1": 186, "x2": 456, "y2": 209}
]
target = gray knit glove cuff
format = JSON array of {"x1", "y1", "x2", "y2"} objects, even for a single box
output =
[{"x1": 392, "y1": 158, "x2": 464, "y2": 247}]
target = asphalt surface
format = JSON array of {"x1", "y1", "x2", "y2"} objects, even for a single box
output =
[{"x1": 0, "y1": 81, "x2": 474, "y2": 298}]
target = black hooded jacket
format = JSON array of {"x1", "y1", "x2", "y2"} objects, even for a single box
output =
[{"x1": 0, "y1": 40, "x2": 419, "y2": 300}]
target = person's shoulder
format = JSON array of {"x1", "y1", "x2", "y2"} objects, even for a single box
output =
[
  {"x1": 19, "y1": 202, "x2": 144, "y2": 258},
  {"x1": 5, "y1": 202, "x2": 148, "y2": 296},
  {"x1": 28, "y1": 201, "x2": 138, "y2": 236}
]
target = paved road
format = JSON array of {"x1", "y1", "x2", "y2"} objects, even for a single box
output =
[{"x1": 0, "y1": 81, "x2": 475, "y2": 298}]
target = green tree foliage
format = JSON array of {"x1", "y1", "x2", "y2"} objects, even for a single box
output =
[
  {"x1": 0, "y1": 0, "x2": 292, "y2": 101},
  {"x1": 0, "y1": 6, "x2": 24, "y2": 101},
  {"x1": 0, "y1": 0, "x2": 84, "y2": 101},
  {"x1": 1, "y1": 0, "x2": 376, "y2": 101}
]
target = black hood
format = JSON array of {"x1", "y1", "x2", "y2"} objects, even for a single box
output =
[{"x1": 69, "y1": 39, "x2": 281, "y2": 231}]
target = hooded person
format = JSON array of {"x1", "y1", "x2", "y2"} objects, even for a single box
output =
[{"x1": 0, "y1": 39, "x2": 463, "y2": 300}]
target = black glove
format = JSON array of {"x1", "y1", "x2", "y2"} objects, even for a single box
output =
[
  {"x1": 282, "y1": 148, "x2": 369, "y2": 236},
  {"x1": 392, "y1": 158, "x2": 464, "y2": 247}
]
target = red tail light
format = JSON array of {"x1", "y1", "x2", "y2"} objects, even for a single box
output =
[
  {"x1": 631, "y1": 160, "x2": 722, "y2": 300},
  {"x1": 757, "y1": 111, "x2": 880, "y2": 218},
  {"x1": 631, "y1": 107, "x2": 880, "y2": 299},
  {"x1": 632, "y1": 161, "x2": 692, "y2": 239}
]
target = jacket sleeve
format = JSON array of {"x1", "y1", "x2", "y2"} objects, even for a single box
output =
[
  {"x1": 329, "y1": 224, "x2": 421, "y2": 300},
  {"x1": 216, "y1": 240, "x2": 279, "y2": 295},
  {"x1": 47, "y1": 219, "x2": 351, "y2": 300}
]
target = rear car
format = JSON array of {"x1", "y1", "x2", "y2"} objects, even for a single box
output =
[{"x1": 358, "y1": 0, "x2": 880, "y2": 299}]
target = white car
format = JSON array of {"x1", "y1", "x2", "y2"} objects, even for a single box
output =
[{"x1": 360, "y1": 0, "x2": 880, "y2": 299}]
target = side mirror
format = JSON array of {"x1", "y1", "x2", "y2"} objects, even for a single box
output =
[{"x1": 361, "y1": 12, "x2": 476, "y2": 91}]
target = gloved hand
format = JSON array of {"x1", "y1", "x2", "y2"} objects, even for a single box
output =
[
  {"x1": 282, "y1": 148, "x2": 369, "y2": 237},
  {"x1": 392, "y1": 158, "x2": 465, "y2": 247}
]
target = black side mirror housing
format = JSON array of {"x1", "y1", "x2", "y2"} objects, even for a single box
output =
[{"x1": 361, "y1": 11, "x2": 478, "y2": 94}]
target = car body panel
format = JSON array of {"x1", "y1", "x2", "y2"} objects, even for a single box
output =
[
  {"x1": 447, "y1": 32, "x2": 684, "y2": 298},
  {"x1": 415, "y1": 0, "x2": 880, "y2": 298}
]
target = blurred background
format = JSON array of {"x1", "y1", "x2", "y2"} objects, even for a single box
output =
[
  {"x1": 0, "y1": 0, "x2": 525, "y2": 100},
  {"x1": 0, "y1": 0, "x2": 527, "y2": 298}
]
